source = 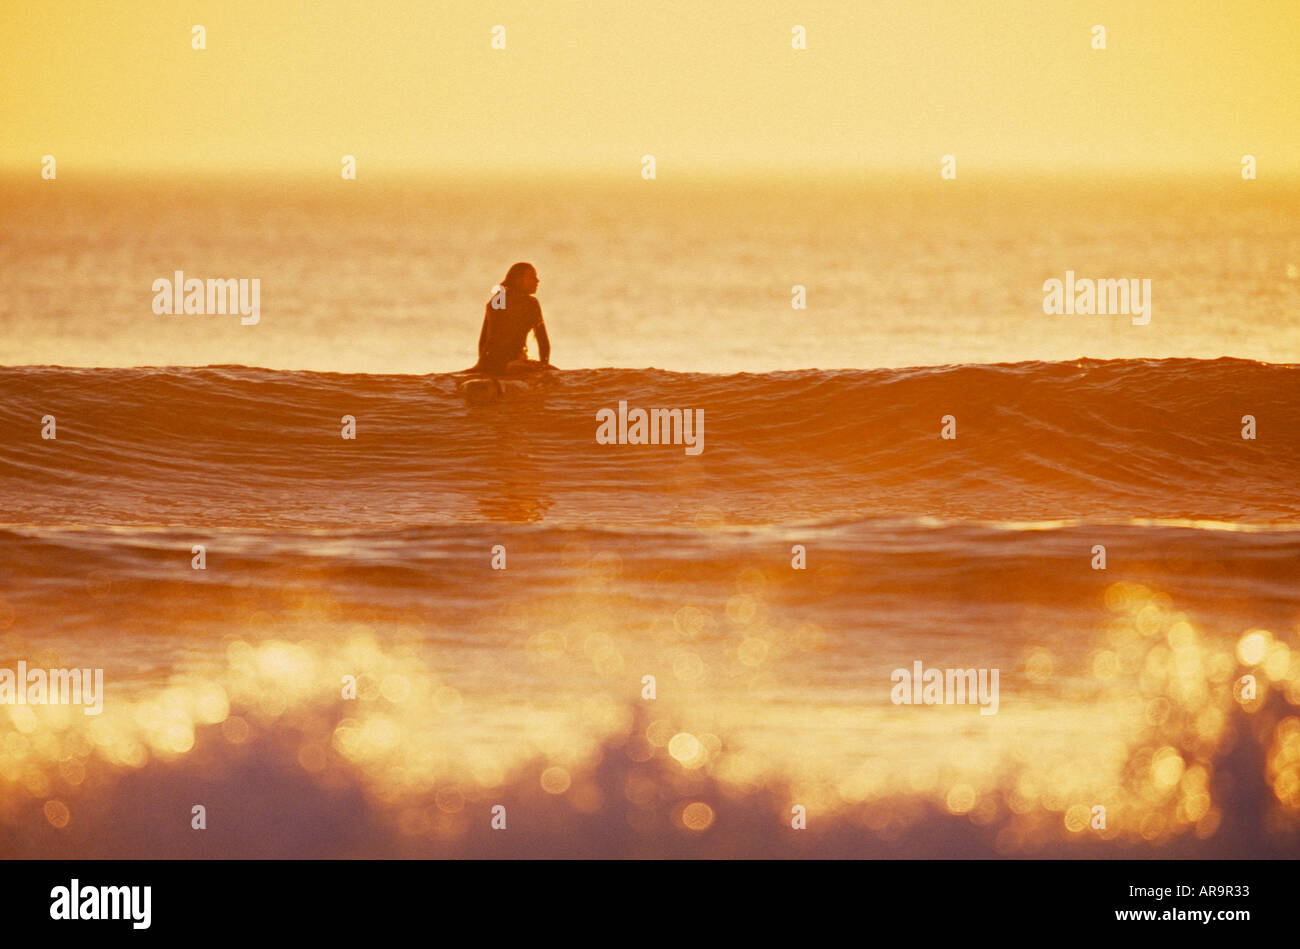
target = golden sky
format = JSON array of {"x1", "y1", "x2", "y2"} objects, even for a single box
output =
[{"x1": 2, "y1": 0, "x2": 1297, "y2": 175}]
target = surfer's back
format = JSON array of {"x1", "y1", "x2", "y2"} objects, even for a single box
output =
[{"x1": 479, "y1": 296, "x2": 540, "y2": 368}]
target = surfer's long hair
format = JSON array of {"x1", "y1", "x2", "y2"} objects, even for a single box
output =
[{"x1": 500, "y1": 262, "x2": 536, "y2": 290}]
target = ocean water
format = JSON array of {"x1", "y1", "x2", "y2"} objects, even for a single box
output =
[
  {"x1": 1, "y1": 177, "x2": 1298, "y2": 857},
  {"x1": 1, "y1": 174, "x2": 1298, "y2": 373},
  {"x1": 1, "y1": 359, "x2": 1298, "y2": 857}
]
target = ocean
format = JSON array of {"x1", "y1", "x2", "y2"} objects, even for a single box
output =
[
  {"x1": 3, "y1": 174, "x2": 1298, "y2": 374},
  {"x1": 1, "y1": 176, "x2": 1298, "y2": 857}
]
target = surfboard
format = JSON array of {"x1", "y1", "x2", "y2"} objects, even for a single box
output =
[
  {"x1": 456, "y1": 361, "x2": 557, "y2": 404},
  {"x1": 460, "y1": 376, "x2": 505, "y2": 404}
]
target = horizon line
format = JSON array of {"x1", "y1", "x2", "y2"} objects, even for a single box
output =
[{"x1": 2, "y1": 162, "x2": 1297, "y2": 183}]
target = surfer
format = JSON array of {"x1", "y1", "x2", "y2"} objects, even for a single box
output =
[{"x1": 472, "y1": 262, "x2": 551, "y2": 375}]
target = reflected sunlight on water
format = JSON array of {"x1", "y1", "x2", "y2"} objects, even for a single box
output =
[{"x1": 3, "y1": 577, "x2": 1296, "y2": 857}]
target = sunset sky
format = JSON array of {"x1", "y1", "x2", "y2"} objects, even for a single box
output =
[{"x1": 2, "y1": 0, "x2": 1298, "y2": 176}]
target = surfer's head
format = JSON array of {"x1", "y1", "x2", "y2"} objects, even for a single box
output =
[{"x1": 501, "y1": 262, "x2": 539, "y2": 295}]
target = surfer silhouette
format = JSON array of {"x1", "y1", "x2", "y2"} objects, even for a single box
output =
[{"x1": 471, "y1": 262, "x2": 551, "y2": 375}]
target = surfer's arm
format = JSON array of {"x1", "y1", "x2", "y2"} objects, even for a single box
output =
[
  {"x1": 476, "y1": 309, "x2": 492, "y2": 360},
  {"x1": 534, "y1": 317, "x2": 550, "y2": 365}
]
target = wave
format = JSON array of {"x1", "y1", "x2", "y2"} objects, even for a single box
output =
[
  {"x1": 3, "y1": 516, "x2": 1297, "y2": 628},
  {"x1": 1, "y1": 358, "x2": 1297, "y2": 528}
]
